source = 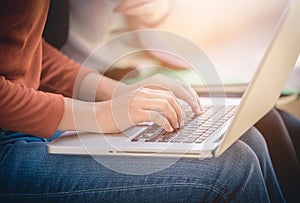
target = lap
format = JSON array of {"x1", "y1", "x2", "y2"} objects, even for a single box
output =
[{"x1": 0, "y1": 128, "x2": 274, "y2": 203}]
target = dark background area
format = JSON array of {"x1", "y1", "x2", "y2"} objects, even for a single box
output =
[{"x1": 43, "y1": 0, "x2": 69, "y2": 49}]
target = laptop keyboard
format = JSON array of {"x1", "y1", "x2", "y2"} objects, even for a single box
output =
[{"x1": 131, "y1": 105, "x2": 236, "y2": 144}]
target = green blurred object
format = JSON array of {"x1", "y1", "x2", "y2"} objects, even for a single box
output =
[{"x1": 123, "y1": 66, "x2": 300, "y2": 96}]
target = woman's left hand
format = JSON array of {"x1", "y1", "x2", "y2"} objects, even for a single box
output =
[
  {"x1": 114, "y1": 0, "x2": 172, "y2": 26},
  {"x1": 115, "y1": 74, "x2": 202, "y2": 115}
]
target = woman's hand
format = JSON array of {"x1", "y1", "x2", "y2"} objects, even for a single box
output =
[
  {"x1": 114, "y1": 0, "x2": 172, "y2": 26},
  {"x1": 59, "y1": 73, "x2": 201, "y2": 134},
  {"x1": 96, "y1": 87, "x2": 184, "y2": 133},
  {"x1": 126, "y1": 74, "x2": 202, "y2": 115},
  {"x1": 95, "y1": 73, "x2": 202, "y2": 133}
]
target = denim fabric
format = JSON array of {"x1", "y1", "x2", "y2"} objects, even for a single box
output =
[
  {"x1": 0, "y1": 128, "x2": 285, "y2": 203},
  {"x1": 0, "y1": 130, "x2": 63, "y2": 146}
]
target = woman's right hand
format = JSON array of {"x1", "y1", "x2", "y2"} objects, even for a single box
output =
[{"x1": 96, "y1": 87, "x2": 184, "y2": 134}]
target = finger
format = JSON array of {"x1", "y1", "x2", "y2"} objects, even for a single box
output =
[
  {"x1": 138, "y1": 75, "x2": 202, "y2": 114},
  {"x1": 130, "y1": 94, "x2": 179, "y2": 130},
  {"x1": 137, "y1": 88, "x2": 183, "y2": 127},
  {"x1": 114, "y1": 0, "x2": 150, "y2": 13},
  {"x1": 170, "y1": 80, "x2": 202, "y2": 114},
  {"x1": 169, "y1": 83, "x2": 202, "y2": 115},
  {"x1": 163, "y1": 91, "x2": 185, "y2": 127},
  {"x1": 183, "y1": 83, "x2": 203, "y2": 112},
  {"x1": 144, "y1": 98, "x2": 180, "y2": 130},
  {"x1": 143, "y1": 110, "x2": 174, "y2": 132},
  {"x1": 120, "y1": 4, "x2": 154, "y2": 17},
  {"x1": 129, "y1": 108, "x2": 173, "y2": 132}
]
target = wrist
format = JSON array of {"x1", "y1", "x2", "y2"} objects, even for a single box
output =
[
  {"x1": 58, "y1": 98, "x2": 99, "y2": 133},
  {"x1": 95, "y1": 100, "x2": 124, "y2": 133}
]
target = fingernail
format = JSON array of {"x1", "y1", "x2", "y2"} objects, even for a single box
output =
[
  {"x1": 200, "y1": 105, "x2": 204, "y2": 112},
  {"x1": 195, "y1": 106, "x2": 202, "y2": 115},
  {"x1": 180, "y1": 120, "x2": 184, "y2": 128},
  {"x1": 168, "y1": 126, "x2": 174, "y2": 132}
]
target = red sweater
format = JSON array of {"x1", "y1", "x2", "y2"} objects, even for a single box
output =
[{"x1": 0, "y1": 0, "x2": 94, "y2": 137}]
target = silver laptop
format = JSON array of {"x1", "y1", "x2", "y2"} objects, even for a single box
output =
[{"x1": 47, "y1": 0, "x2": 300, "y2": 158}]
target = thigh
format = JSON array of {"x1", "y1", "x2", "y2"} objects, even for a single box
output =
[
  {"x1": 254, "y1": 108, "x2": 297, "y2": 162},
  {"x1": 0, "y1": 137, "x2": 269, "y2": 203},
  {"x1": 254, "y1": 109, "x2": 300, "y2": 202},
  {"x1": 239, "y1": 127, "x2": 285, "y2": 202}
]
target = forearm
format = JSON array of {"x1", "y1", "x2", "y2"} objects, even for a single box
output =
[
  {"x1": 77, "y1": 72, "x2": 128, "y2": 101},
  {"x1": 57, "y1": 97, "x2": 121, "y2": 133},
  {"x1": 57, "y1": 98, "x2": 95, "y2": 132},
  {"x1": 58, "y1": 74, "x2": 203, "y2": 134}
]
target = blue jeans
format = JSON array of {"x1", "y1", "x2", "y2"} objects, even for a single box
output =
[{"x1": 0, "y1": 128, "x2": 285, "y2": 203}]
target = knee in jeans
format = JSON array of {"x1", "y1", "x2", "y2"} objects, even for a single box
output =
[
  {"x1": 240, "y1": 127, "x2": 269, "y2": 155},
  {"x1": 225, "y1": 140, "x2": 261, "y2": 176},
  {"x1": 205, "y1": 141, "x2": 264, "y2": 200}
]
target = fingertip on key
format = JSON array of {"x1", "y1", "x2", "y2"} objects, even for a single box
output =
[{"x1": 195, "y1": 106, "x2": 202, "y2": 115}]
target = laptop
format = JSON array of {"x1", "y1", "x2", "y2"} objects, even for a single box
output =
[{"x1": 47, "y1": 0, "x2": 300, "y2": 158}]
